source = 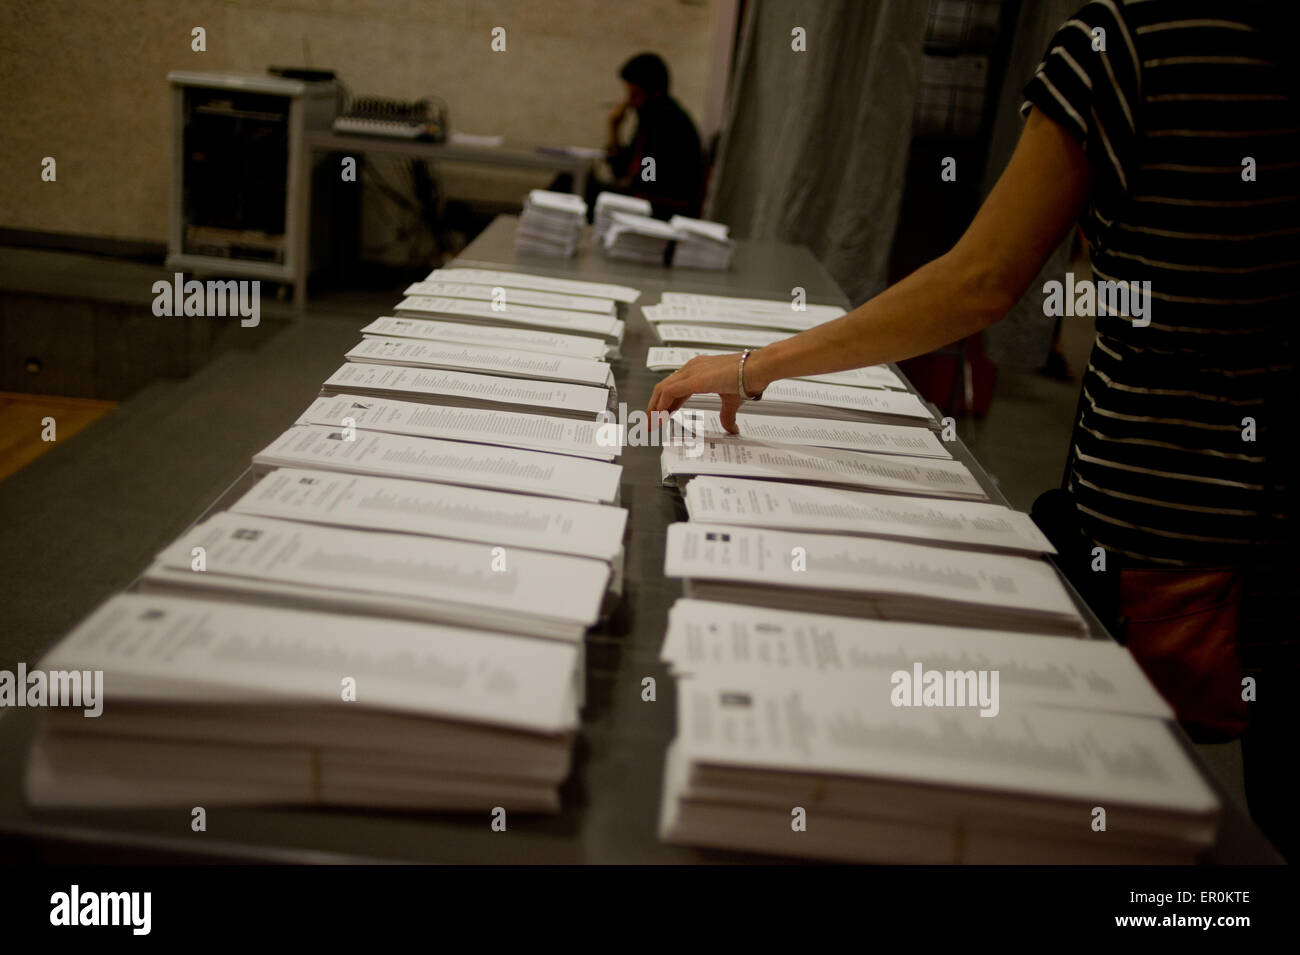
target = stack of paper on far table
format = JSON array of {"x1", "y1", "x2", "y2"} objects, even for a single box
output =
[
  {"x1": 593, "y1": 192, "x2": 651, "y2": 244},
  {"x1": 602, "y1": 211, "x2": 676, "y2": 263},
  {"x1": 26, "y1": 595, "x2": 581, "y2": 812},
  {"x1": 657, "y1": 601, "x2": 1217, "y2": 863},
  {"x1": 668, "y1": 215, "x2": 735, "y2": 270},
  {"x1": 515, "y1": 189, "x2": 586, "y2": 257}
]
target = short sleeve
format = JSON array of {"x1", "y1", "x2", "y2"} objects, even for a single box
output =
[{"x1": 1020, "y1": 2, "x2": 1141, "y2": 193}]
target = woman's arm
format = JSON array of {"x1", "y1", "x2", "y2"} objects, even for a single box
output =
[{"x1": 647, "y1": 108, "x2": 1095, "y2": 431}]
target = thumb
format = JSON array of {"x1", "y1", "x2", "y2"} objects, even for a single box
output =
[{"x1": 719, "y1": 394, "x2": 743, "y2": 435}]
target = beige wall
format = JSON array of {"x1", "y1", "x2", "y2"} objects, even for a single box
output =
[{"x1": 1, "y1": 0, "x2": 714, "y2": 243}]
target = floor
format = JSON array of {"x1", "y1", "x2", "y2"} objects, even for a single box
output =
[{"x1": 0, "y1": 392, "x2": 117, "y2": 482}]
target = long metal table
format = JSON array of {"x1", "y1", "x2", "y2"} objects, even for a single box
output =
[{"x1": 0, "y1": 216, "x2": 1281, "y2": 863}]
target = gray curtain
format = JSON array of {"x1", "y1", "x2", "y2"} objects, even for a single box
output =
[
  {"x1": 706, "y1": 0, "x2": 929, "y2": 305},
  {"x1": 980, "y1": 0, "x2": 1085, "y2": 372}
]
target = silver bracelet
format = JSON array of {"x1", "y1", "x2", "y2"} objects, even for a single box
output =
[{"x1": 737, "y1": 348, "x2": 763, "y2": 401}]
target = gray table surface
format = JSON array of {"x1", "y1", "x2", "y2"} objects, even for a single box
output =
[{"x1": 0, "y1": 216, "x2": 1281, "y2": 863}]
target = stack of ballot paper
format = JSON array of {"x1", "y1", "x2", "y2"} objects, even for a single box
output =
[
  {"x1": 232, "y1": 466, "x2": 629, "y2": 602},
  {"x1": 646, "y1": 291, "x2": 845, "y2": 347},
  {"x1": 26, "y1": 595, "x2": 581, "y2": 811},
  {"x1": 139, "y1": 512, "x2": 609, "y2": 642},
  {"x1": 344, "y1": 337, "x2": 614, "y2": 388},
  {"x1": 681, "y1": 477, "x2": 1052, "y2": 554},
  {"x1": 647, "y1": 347, "x2": 906, "y2": 390},
  {"x1": 318, "y1": 362, "x2": 612, "y2": 422},
  {"x1": 401, "y1": 279, "x2": 617, "y2": 318},
  {"x1": 671, "y1": 408, "x2": 949, "y2": 456},
  {"x1": 252, "y1": 425, "x2": 623, "y2": 504},
  {"x1": 394, "y1": 296, "x2": 625, "y2": 349},
  {"x1": 683, "y1": 379, "x2": 934, "y2": 424},
  {"x1": 656, "y1": 601, "x2": 1217, "y2": 863},
  {"x1": 644, "y1": 304, "x2": 823, "y2": 334},
  {"x1": 231, "y1": 468, "x2": 626, "y2": 564},
  {"x1": 594, "y1": 192, "x2": 651, "y2": 244},
  {"x1": 515, "y1": 189, "x2": 587, "y2": 257},
  {"x1": 603, "y1": 211, "x2": 676, "y2": 263},
  {"x1": 668, "y1": 216, "x2": 735, "y2": 270},
  {"x1": 25, "y1": 264, "x2": 645, "y2": 817},
  {"x1": 363, "y1": 316, "x2": 611, "y2": 361},
  {"x1": 420, "y1": 267, "x2": 641, "y2": 309},
  {"x1": 660, "y1": 291, "x2": 846, "y2": 321},
  {"x1": 663, "y1": 523, "x2": 1086, "y2": 635},
  {"x1": 652, "y1": 323, "x2": 788, "y2": 350},
  {"x1": 660, "y1": 439, "x2": 984, "y2": 499},
  {"x1": 296, "y1": 394, "x2": 618, "y2": 462}
]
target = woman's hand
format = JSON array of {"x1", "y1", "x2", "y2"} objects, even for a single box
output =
[{"x1": 647, "y1": 352, "x2": 761, "y2": 434}]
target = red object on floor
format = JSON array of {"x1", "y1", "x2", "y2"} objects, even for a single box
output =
[{"x1": 898, "y1": 334, "x2": 997, "y2": 417}]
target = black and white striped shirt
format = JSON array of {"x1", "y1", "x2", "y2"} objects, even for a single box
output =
[{"x1": 1021, "y1": 0, "x2": 1298, "y2": 567}]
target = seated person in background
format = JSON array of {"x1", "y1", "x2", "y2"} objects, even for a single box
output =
[{"x1": 604, "y1": 52, "x2": 703, "y2": 218}]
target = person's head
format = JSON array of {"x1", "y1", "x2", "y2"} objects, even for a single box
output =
[{"x1": 619, "y1": 52, "x2": 669, "y2": 108}]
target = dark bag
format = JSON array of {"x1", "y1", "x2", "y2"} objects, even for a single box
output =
[
  {"x1": 1032, "y1": 385, "x2": 1247, "y2": 743},
  {"x1": 1117, "y1": 568, "x2": 1248, "y2": 742}
]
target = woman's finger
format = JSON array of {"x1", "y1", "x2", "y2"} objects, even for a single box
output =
[{"x1": 718, "y1": 393, "x2": 743, "y2": 435}]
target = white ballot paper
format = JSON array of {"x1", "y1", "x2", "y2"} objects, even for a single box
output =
[
  {"x1": 660, "y1": 291, "x2": 845, "y2": 320},
  {"x1": 673, "y1": 408, "x2": 950, "y2": 458},
  {"x1": 681, "y1": 477, "x2": 1051, "y2": 553},
  {"x1": 321, "y1": 362, "x2": 610, "y2": 420},
  {"x1": 403, "y1": 280, "x2": 615, "y2": 315},
  {"x1": 142, "y1": 513, "x2": 608, "y2": 641},
  {"x1": 652, "y1": 323, "x2": 786, "y2": 350},
  {"x1": 642, "y1": 303, "x2": 825, "y2": 333},
  {"x1": 28, "y1": 594, "x2": 581, "y2": 811},
  {"x1": 232, "y1": 468, "x2": 627, "y2": 563},
  {"x1": 297, "y1": 394, "x2": 616, "y2": 461},
  {"x1": 345, "y1": 336, "x2": 613, "y2": 388},
  {"x1": 663, "y1": 523, "x2": 1086, "y2": 636},
  {"x1": 659, "y1": 599, "x2": 1170, "y2": 718},
  {"x1": 361, "y1": 316, "x2": 609, "y2": 361},
  {"x1": 691, "y1": 378, "x2": 933, "y2": 422},
  {"x1": 662, "y1": 439, "x2": 985, "y2": 500},
  {"x1": 646, "y1": 347, "x2": 905, "y2": 390},
  {"x1": 41, "y1": 594, "x2": 580, "y2": 733},
  {"x1": 253, "y1": 425, "x2": 622, "y2": 504},
  {"x1": 394, "y1": 296, "x2": 622, "y2": 343},
  {"x1": 672, "y1": 672, "x2": 1217, "y2": 821},
  {"x1": 427, "y1": 267, "x2": 641, "y2": 304}
]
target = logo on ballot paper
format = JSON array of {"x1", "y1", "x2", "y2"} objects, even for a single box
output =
[
  {"x1": 151, "y1": 273, "x2": 261, "y2": 327},
  {"x1": 890, "y1": 663, "x2": 999, "y2": 718},
  {"x1": 0, "y1": 664, "x2": 103, "y2": 717}
]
